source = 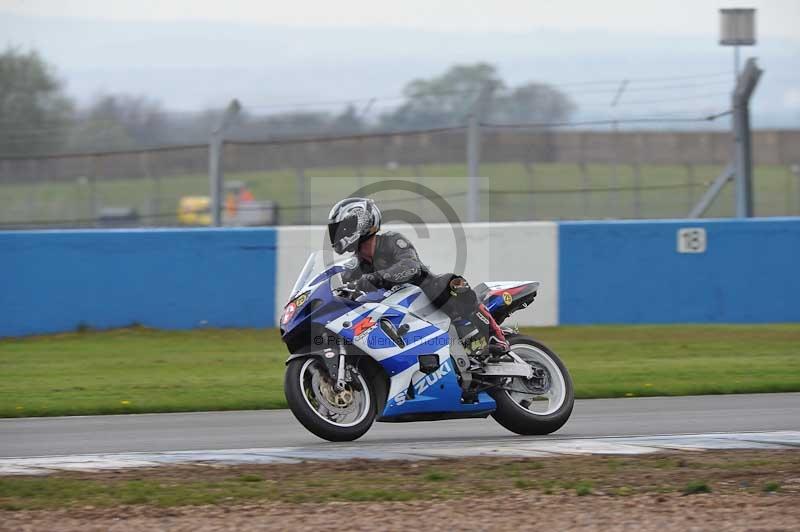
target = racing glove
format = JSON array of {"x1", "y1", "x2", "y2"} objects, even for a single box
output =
[{"x1": 354, "y1": 272, "x2": 382, "y2": 293}]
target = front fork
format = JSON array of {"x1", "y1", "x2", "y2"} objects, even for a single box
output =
[
  {"x1": 335, "y1": 345, "x2": 347, "y2": 390},
  {"x1": 318, "y1": 338, "x2": 355, "y2": 391}
]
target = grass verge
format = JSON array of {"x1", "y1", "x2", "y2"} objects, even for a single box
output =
[
  {"x1": 0, "y1": 450, "x2": 797, "y2": 510},
  {"x1": 0, "y1": 324, "x2": 799, "y2": 417}
]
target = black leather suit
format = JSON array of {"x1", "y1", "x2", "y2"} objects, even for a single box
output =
[{"x1": 343, "y1": 231, "x2": 498, "y2": 336}]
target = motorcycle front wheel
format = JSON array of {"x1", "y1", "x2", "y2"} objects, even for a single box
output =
[
  {"x1": 284, "y1": 357, "x2": 376, "y2": 442},
  {"x1": 489, "y1": 335, "x2": 574, "y2": 435}
]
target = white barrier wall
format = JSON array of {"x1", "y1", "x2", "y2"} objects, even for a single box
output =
[{"x1": 275, "y1": 222, "x2": 558, "y2": 327}]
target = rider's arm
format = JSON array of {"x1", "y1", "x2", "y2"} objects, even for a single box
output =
[
  {"x1": 373, "y1": 233, "x2": 426, "y2": 287},
  {"x1": 341, "y1": 258, "x2": 367, "y2": 283}
]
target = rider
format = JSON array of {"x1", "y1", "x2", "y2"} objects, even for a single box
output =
[{"x1": 327, "y1": 197, "x2": 509, "y2": 356}]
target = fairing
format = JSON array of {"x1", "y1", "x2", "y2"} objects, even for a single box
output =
[{"x1": 282, "y1": 253, "x2": 539, "y2": 420}]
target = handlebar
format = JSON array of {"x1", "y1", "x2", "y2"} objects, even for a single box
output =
[{"x1": 335, "y1": 282, "x2": 365, "y2": 300}]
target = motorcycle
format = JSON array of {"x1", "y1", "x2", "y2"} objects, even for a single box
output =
[{"x1": 281, "y1": 251, "x2": 574, "y2": 441}]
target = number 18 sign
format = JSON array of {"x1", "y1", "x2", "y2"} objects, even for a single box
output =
[{"x1": 677, "y1": 227, "x2": 707, "y2": 253}]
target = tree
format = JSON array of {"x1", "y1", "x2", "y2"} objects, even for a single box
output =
[
  {"x1": 380, "y1": 63, "x2": 575, "y2": 131},
  {"x1": 233, "y1": 106, "x2": 367, "y2": 139},
  {"x1": 329, "y1": 105, "x2": 364, "y2": 134},
  {"x1": 380, "y1": 63, "x2": 504, "y2": 130},
  {"x1": 0, "y1": 47, "x2": 74, "y2": 156},
  {"x1": 491, "y1": 82, "x2": 575, "y2": 124},
  {"x1": 69, "y1": 94, "x2": 167, "y2": 152},
  {"x1": 235, "y1": 110, "x2": 330, "y2": 139}
]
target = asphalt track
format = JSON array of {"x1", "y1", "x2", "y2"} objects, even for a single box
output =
[{"x1": 1, "y1": 393, "x2": 798, "y2": 458}]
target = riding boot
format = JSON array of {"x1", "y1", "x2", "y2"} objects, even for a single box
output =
[{"x1": 467, "y1": 303, "x2": 510, "y2": 356}]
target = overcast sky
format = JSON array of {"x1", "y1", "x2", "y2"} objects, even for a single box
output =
[
  {"x1": 3, "y1": 0, "x2": 799, "y2": 39},
  {"x1": 1, "y1": 0, "x2": 798, "y2": 126}
]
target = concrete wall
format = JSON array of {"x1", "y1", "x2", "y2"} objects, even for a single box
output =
[
  {"x1": 3, "y1": 218, "x2": 799, "y2": 337},
  {"x1": 559, "y1": 218, "x2": 800, "y2": 324},
  {"x1": 0, "y1": 228, "x2": 277, "y2": 337},
  {"x1": 275, "y1": 222, "x2": 559, "y2": 327}
]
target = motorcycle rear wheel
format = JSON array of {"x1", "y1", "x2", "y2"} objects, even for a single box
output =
[{"x1": 489, "y1": 335, "x2": 574, "y2": 435}]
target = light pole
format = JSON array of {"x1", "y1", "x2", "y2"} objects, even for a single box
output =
[
  {"x1": 689, "y1": 11, "x2": 762, "y2": 219},
  {"x1": 719, "y1": 8, "x2": 756, "y2": 83},
  {"x1": 720, "y1": 8, "x2": 757, "y2": 218}
]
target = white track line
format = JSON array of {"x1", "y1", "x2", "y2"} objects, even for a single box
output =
[{"x1": 1, "y1": 431, "x2": 798, "y2": 476}]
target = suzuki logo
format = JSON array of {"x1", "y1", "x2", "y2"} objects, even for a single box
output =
[
  {"x1": 352, "y1": 316, "x2": 376, "y2": 337},
  {"x1": 391, "y1": 359, "x2": 453, "y2": 407},
  {"x1": 414, "y1": 359, "x2": 452, "y2": 396}
]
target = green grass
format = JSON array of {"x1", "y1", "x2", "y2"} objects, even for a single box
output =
[
  {"x1": 2, "y1": 162, "x2": 797, "y2": 226},
  {"x1": 424, "y1": 469, "x2": 455, "y2": 482},
  {"x1": 0, "y1": 324, "x2": 799, "y2": 417},
  {"x1": 682, "y1": 480, "x2": 712, "y2": 495},
  {"x1": 0, "y1": 327, "x2": 287, "y2": 417}
]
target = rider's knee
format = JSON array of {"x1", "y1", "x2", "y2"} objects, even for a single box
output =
[{"x1": 448, "y1": 275, "x2": 479, "y2": 312}]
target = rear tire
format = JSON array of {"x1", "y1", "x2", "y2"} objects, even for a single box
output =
[
  {"x1": 489, "y1": 335, "x2": 574, "y2": 435},
  {"x1": 284, "y1": 357, "x2": 376, "y2": 442}
]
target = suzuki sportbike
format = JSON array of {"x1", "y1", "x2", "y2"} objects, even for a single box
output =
[{"x1": 281, "y1": 252, "x2": 574, "y2": 441}]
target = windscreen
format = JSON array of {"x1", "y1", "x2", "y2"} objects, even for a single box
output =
[
  {"x1": 288, "y1": 251, "x2": 349, "y2": 301},
  {"x1": 289, "y1": 252, "x2": 321, "y2": 300}
]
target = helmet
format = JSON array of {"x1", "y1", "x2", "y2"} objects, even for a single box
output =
[{"x1": 327, "y1": 197, "x2": 382, "y2": 254}]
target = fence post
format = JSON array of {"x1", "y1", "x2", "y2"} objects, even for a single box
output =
[
  {"x1": 685, "y1": 163, "x2": 695, "y2": 214},
  {"x1": 579, "y1": 132, "x2": 590, "y2": 218},
  {"x1": 609, "y1": 80, "x2": 628, "y2": 216},
  {"x1": 688, "y1": 58, "x2": 762, "y2": 219},
  {"x1": 354, "y1": 138, "x2": 364, "y2": 181},
  {"x1": 295, "y1": 163, "x2": 307, "y2": 225},
  {"x1": 733, "y1": 59, "x2": 762, "y2": 218},
  {"x1": 632, "y1": 163, "x2": 642, "y2": 219},
  {"x1": 209, "y1": 99, "x2": 241, "y2": 227},
  {"x1": 466, "y1": 82, "x2": 495, "y2": 223},
  {"x1": 139, "y1": 152, "x2": 158, "y2": 226},
  {"x1": 27, "y1": 159, "x2": 37, "y2": 225},
  {"x1": 793, "y1": 164, "x2": 800, "y2": 215},
  {"x1": 88, "y1": 156, "x2": 100, "y2": 226}
]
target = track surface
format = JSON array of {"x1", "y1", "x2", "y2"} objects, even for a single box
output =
[{"x1": 2, "y1": 393, "x2": 798, "y2": 458}]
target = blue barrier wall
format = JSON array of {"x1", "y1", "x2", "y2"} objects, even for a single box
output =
[
  {"x1": 0, "y1": 228, "x2": 277, "y2": 337},
  {"x1": 559, "y1": 218, "x2": 800, "y2": 324},
  {"x1": 3, "y1": 218, "x2": 798, "y2": 337}
]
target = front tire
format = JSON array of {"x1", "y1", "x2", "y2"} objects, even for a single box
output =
[
  {"x1": 284, "y1": 357, "x2": 376, "y2": 442},
  {"x1": 489, "y1": 335, "x2": 574, "y2": 435}
]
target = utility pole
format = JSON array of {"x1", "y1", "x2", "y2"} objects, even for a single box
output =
[
  {"x1": 466, "y1": 82, "x2": 496, "y2": 223},
  {"x1": 209, "y1": 99, "x2": 241, "y2": 227}
]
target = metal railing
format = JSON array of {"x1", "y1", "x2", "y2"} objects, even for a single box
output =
[{"x1": 1, "y1": 126, "x2": 799, "y2": 229}]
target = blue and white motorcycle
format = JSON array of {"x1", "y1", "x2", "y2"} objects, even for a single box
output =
[{"x1": 281, "y1": 252, "x2": 574, "y2": 441}]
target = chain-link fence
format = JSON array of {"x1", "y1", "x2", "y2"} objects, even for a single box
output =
[
  {"x1": 0, "y1": 144, "x2": 208, "y2": 228},
  {"x1": 1, "y1": 127, "x2": 799, "y2": 228}
]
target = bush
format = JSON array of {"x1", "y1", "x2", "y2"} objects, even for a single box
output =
[{"x1": 682, "y1": 481, "x2": 711, "y2": 495}]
